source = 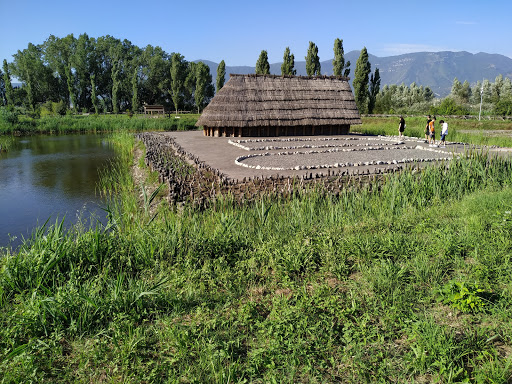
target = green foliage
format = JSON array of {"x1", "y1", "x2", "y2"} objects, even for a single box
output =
[
  {"x1": 255, "y1": 50, "x2": 270, "y2": 75},
  {"x1": 332, "y1": 37, "x2": 350, "y2": 77},
  {"x1": 494, "y1": 98, "x2": 512, "y2": 115},
  {"x1": 170, "y1": 53, "x2": 187, "y2": 114},
  {"x1": 3, "y1": 128, "x2": 512, "y2": 381},
  {"x1": 0, "y1": 106, "x2": 20, "y2": 125},
  {"x1": 437, "y1": 280, "x2": 488, "y2": 313},
  {"x1": 368, "y1": 68, "x2": 380, "y2": 114},
  {"x1": 280, "y1": 47, "x2": 296, "y2": 76},
  {"x1": 430, "y1": 97, "x2": 469, "y2": 115},
  {"x1": 216, "y1": 59, "x2": 225, "y2": 91},
  {"x1": 305, "y1": 41, "x2": 321, "y2": 76},
  {"x1": 353, "y1": 47, "x2": 371, "y2": 114}
]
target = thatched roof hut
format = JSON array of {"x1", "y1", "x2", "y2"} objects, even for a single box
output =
[{"x1": 196, "y1": 74, "x2": 361, "y2": 137}]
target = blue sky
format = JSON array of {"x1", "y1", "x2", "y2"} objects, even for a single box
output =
[{"x1": 1, "y1": 0, "x2": 511, "y2": 66}]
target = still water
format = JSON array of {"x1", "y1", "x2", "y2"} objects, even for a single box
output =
[{"x1": 0, "y1": 134, "x2": 117, "y2": 249}]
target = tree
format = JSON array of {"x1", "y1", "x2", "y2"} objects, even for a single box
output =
[
  {"x1": 255, "y1": 50, "x2": 270, "y2": 75},
  {"x1": 281, "y1": 47, "x2": 296, "y2": 76},
  {"x1": 131, "y1": 68, "x2": 139, "y2": 113},
  {"x1": 2, "y1": 59, "x2": 14, "y2": 106},
  {"x1": 353, "y1": 47, "x2": 371, "y2": 114},
  {"x1": 332, "y1": 38, "x2": 350, "y2": 77},
  {"x1": 305, "y1": 41, "x2": 321, "y2": 76},
  {"x1": 170, "y1": 53, "x2": 187, "y2": 114},
  {"x1": 12, "y1": 43, "x2": 56, "y2": 111},
  {"x1": 140, "y1": 45, "x2": 171, "y2": 106},
  {"x1": 90, "y1": 73, "x2": 99, "y2": 114},
  {"x1": 43, "y1": 34, "x2": 76, "y2": 108},
  {"x1": 368, "y1": 68, "x2": 380, "y2": 114},
  {"x1": 450, "y1": 77, "x2": 462, "y2": 99},
  {"x1": 216, "y1": 60, "x2": 226, "y2": 91},
  {"x1": 492, "y1": 74, "x2": 504, "y2": 104},
  {"x1": 194, "y1": 62, "x2": 214, "y2": 113}
]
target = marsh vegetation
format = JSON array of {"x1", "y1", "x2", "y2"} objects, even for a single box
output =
[{"x1": 1, "y1": 121, "x2": 512, "y2": 382}]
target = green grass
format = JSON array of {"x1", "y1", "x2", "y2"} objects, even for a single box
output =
[
  {"x1": 0, "y1": 135, "x2": 15, "y2": 152},
  {"x1": 0, "y1": 113, "x2": 200, "y2": 135},
  {"x1": 357, "y1": 116, "x2": 512, "y2": 147},
  {"x1": 1, "y1": 132, "x2": 512, "y2": 382}
]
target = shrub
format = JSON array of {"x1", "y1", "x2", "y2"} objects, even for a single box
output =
[
  {"x1": 430, "y1": 97, "x2": 469, "y2": 116},
  {"x1": 437, "y1": 280, "x2": 488, "y2": 313},
  {"x1": 494, "y1": 98, "x2": 512, "y2": 116},
  {"x1": 0, "y1": 106, "x2": 20, "y2": 125}
]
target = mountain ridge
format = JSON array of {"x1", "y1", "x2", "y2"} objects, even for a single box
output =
[{"x1": 197, "y1": 51, "x2": 512, "y2": 97}]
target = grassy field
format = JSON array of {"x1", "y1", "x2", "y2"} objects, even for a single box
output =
[
  {"x1": 0, "y1": 113, "x2": 201, "y2": 136},
  {"x1": 0, "y1": 118, "x2": 512, "y2": 383},
  {"x1": 1, "y1": 124, "x2": 512, "y2": 382},
  {"x1": 357, "y1": 116, "x2": 512, "y2": 147}
]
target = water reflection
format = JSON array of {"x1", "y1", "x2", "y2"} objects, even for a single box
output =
[{"x1": 0, "y1": 134, "x2": 117, "y2": 249}]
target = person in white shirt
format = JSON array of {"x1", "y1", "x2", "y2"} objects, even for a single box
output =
[{"x1": 439, "y1": 120, "x2": 448, "y2": 147}]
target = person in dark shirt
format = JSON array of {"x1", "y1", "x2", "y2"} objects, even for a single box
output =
[
  {"x1": 398, "y1": 116, "x2": 406, "y2": 139},
  {"x1": 425, "y1": 115, "x2": 431, "y2": 143}
]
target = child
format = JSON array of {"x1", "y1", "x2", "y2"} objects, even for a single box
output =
[
  {"x1": 429, "y1": 117, "x2": 436, "y2": 146},
  {"x1": 398, "y1": 116, "x2": 406, "y2": 139},
  {"x1": 439, "y1": 120, "x2": 448, "y2": 147},
  {"x1": 425, "y1": 115, "x2": 431, "y2": 143}
]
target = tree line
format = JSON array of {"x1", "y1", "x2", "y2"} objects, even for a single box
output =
[
  {"x1": 253, "y1": 42, "x2": 383, "y2": 114},
  {"x1": 0, "y1": 34, "x2": 219, "y2": 115},
  {"x1": 2, "y1": 34, "x2": 511, "y2": 118}
]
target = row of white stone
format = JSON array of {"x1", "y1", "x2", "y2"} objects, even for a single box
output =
[
  {"x1": 228, "y1": 139, "x2": 405, "y2": 151},
  {"x1": 234, "y1": 145, "x2": 459, "y2": 171}
]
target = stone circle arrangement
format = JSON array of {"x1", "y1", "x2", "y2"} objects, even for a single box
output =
[{"x1": 230, "y1": 136, "x2": 459, "y2": 171}]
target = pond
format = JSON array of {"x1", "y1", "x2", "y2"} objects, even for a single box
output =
[{"x1": 0, "y1": 134, "x2": 117, "y2": 250}]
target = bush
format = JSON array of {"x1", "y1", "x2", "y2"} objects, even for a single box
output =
[
  {"x1": 494, "y1": 99, "x2": 512, "y2": 116},
  {"x1": 430, "y1": 97, "x2": 469, "y2": 116},
  {"x1": 0, "y1": 106, "x2": 20, "y2": 125}
]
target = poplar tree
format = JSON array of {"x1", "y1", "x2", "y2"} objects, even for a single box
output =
[
  {"x1": 216, "y1": 60, "x2": 225, "y2": 91},
  {"x1": 131, "y1": 69, "x2": 139, "y2": 113},
  {"x1": 170, "y1": 53, "x2": 187, "y2": 114},
  {"x1": 305, "y1": 41, "x2": 321, "y2": 76},
  {"x1": 2, "y1": 59, "x2": 14, "y2": 106},
  {"x1": 255, "y1": 50, "x2": 270, "y2": 75},
  {"x1": 353, "y1": 47, "x2": 371, "y2": 114},
  {"x1": 281, "y1": 47, "x2": 296, "y2": 76},
  {"x1": 332, "y1": 38, "x2": 350, "y2": 77},
  {"x1": 368, "y1": 68, "x2": 380, "y2": 114},
  {"x1": 194, "y1": 61, "x2": 214, "y2": 113},
  {"x1": 90, "y1": 73, "x2": 99, "y2": 114}
]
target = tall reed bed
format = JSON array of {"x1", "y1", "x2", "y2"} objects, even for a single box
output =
[
  {"x1": 0, "y1": 135, "x2": 15, "y2": 152},
  {"x1": 1, "y1": 133, "x2": 512, "y2": 382},
  {"x1": 0, "y1": 113, "x2": 200, "y2": 135}
]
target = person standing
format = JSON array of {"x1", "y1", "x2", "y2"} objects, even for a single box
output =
[
  {"x1": 398, "y1": 116, "x2": 406, "y2": 139},
  {"x1": 425, "y1": 115, "x2": 432, "y2": 143},
  {"x1": 429, "y1": 116, "x2": 436, "y2": 146},
  {"x1": 439, "y1": 120, "x2": 448, "y2": 147}
]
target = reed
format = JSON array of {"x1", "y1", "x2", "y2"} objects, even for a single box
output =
[
  {"x1": 0, "y1": 113, "x2": 200, "y2": 135},
  {"x1": 1, "y1": 132, "x2": 512, "y2": 382}
]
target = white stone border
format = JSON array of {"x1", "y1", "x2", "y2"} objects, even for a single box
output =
[
  {"x1": 229, "y1": 135, "x2": 406, "y2": 151},
  {"x1": 234, "y1": 145, "x2": 459, "y2": 171}
]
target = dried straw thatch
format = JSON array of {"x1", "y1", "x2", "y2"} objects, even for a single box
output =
[{"x1": 196, "y1": 74, "x2": 361, "y2": 137}]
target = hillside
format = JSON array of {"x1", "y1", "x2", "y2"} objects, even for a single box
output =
[{"x1": 199, "y1": 51, "x2": 512, "y2": 97}]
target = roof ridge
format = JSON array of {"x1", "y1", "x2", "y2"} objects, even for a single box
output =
[{"x1": 228, "y1": 73, "x2": 350, "y2": 81}]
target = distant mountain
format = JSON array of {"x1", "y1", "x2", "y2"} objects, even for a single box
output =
[{"x1": 197, "y1": 51, "x2": 512, "y2": 97}]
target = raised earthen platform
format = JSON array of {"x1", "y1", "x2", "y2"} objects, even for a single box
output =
[{"x1": 165, "y1": 130, "x2": 469, "y2": 181}]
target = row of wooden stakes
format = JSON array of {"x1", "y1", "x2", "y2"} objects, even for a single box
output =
[{"x1": 136, "y1": 132, "x2": 412, "y2": 209}]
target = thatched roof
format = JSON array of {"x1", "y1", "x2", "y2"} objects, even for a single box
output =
[{"x1": 196, "y1": 74, "x2": 362, "y2": 128}]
